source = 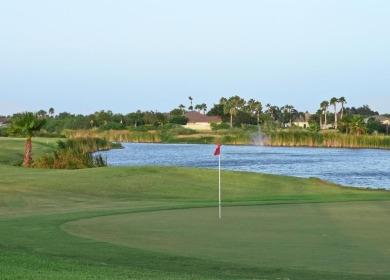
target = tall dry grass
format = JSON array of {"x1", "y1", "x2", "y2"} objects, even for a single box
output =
[
  {"x1": 63, "y1": 129, "x2": 390, "y2": 149},
  {"x1": 266, "y1": 130, "x2": 390, "y2": 149},
  {"x1": 65, "y1": 129, "x2": 159, "y2": 143}
]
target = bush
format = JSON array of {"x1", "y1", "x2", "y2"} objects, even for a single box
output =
[
  {"x1": 0, "y1": 127, "x2": 9, "y2": 137},
  {"x1": 98, "y1": 122, "x2": 126, "y2": 131},
  {"x1": 31, "y1": 138, "x2": 115, "y2": 169},
  {"x1": 168, "y1": 116, "x2": 189, "y2": 125},
  {"x1": 210, "y1": 122, "x2": 230, "y2": 131},
  {"x1": 158, "y1": 124, "x2": 196, "y2": 135}
]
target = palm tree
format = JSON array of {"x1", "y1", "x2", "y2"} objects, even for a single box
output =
[
  {"x1": 224, "y1": 95, "x2": 245, "y2": 128},
  {"x1": 316, "y1": 109, "x2": 323, "y2": 129},
  {"x1": 330, "y1": 97, "x2": 338, "y2": 129},
  {"x1": 49, "y1": 107, "x2": 55, "y2": 118},
  {"x1": 281, "y1": 104, "x2": 295, "y2": 126},
  {"x1": 266, "y1": 103, "x2": 272, "y2": 119},
  {"x1": 320, "y1": 101, "x2": 329, "y2": 129},
  {"x1": 8, "y1": 112, "x2": 47, "y2": 167},
  {"x1": 266, "y1": 103, "x2": 279, "y2": 121},
  {"x1": 95, "y1": 110, "x2": 113, "y2": 126},
  {"x1": 178, "y1": 104, "x2": 186, "y2": 115},
  {"x1": 188, "y1": 96, "x2": 193, "y2": 111},
  {"x1": 337, "y1": 114, "x2": 352, "y2": 134},
  {"x1": 195, "y1": 104, "x2": 201, "y2": 113},
  {"x1": 350, "y1": 115, "x2": 367, "y2": 136},
  {"x1": 339, "y1": 97, "x2": 347, "y2": 119},
  {"x1": 219, "y1": 97, "x2": 227, "y2": 104},
  {"x1": 37, "y1": 110, "x2": 47, "y2": 119},
  {"x1": 247, "y1": 99, "x2": 262, "y2": 125},
  {"x1": 223, "y1": 101, "x2": 234, "y2": 128},
  {"x1": 200, "y1": 103, "x2": 207, "y2": 114}
]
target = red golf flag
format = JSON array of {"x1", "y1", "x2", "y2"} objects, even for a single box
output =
[{"x1": 214, "y1": 143, "x2": 221, "y2": 156}]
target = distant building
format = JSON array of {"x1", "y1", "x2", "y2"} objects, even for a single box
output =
[
  {"x1": 0, "y1": 117, "x2": 9, "y2": 128},
  {"x1": 183, "y1": 111, "x2": 222, "y2": 131},
  {"x1": 364, "y1": 115, "x2": 390, "y2": 125},
  {"x1": 290, "y1": 112, "x2": 310, "y2": 128}
]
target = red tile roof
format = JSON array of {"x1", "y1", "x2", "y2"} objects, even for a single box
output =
[{"x1": 185, "y1": 111, "x2": 222, "y2": 123}]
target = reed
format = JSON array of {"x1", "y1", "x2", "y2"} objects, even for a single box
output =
[
  {"x1": 32, "y1": 138, "x2": 114, "y2": 169},
  {"x1": 266, "y1": 130, "x2": 390, "y2": 149},
  {"x1": 65, "y1": 129, "x2": 159, "y2": 143},
  {"x1": 62, "y1": 128, "x2": 390, "y2": 149},
  {"x1": 167, "y1": 136, "x2": 216, "y2": 144},
  {"x1": 221, "y1": 134, "x2": 248, "y2": 144}
]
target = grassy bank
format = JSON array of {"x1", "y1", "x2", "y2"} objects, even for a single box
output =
[
  {"x1": 0, "y1": 137, "x2": 117, "y2": 168},
  {"x1": 0, "y1": 137, "x2": 58, "y2": 165},
  {"x1": 1, "y1": 138, "x2": 390, "y2": 279}
]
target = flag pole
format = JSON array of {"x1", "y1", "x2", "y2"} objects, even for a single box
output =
[
  {"x1": 213, "y1": 143, "x2": 222, "y2": 219},
  {"x1": 218, "y1": 152, "x2": 221, "y2": 219}
]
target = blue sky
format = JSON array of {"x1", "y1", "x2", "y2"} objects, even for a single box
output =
[{"x1": 1, "y1": 0, "x2": 389, "y2": 116}]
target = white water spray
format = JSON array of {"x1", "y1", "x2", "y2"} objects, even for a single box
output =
[{"x1": 252, "y1": 126, "x2": 264, "y2": 146}]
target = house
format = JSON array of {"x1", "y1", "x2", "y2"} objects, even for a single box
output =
[
  {"x1": 0, "y1": 117, "x2": 9, "y2": 128},
  {"x1": 291, "y1": 116, "x2": 309, "y2": 128},
  {"x1": 290, "y1": 112, "x2": 310, "y2": 128},
  {"x1": 183, "y1": 111, "x2": 222, "y2": 131},
  {"x1": 364, "y1": 115, "x2": 390, "y2": 125}
]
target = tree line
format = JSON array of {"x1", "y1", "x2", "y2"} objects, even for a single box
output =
[
  {"x1": 1, "y1": 96, "x2": 389, "y2": 137},
  {"x1": 2, "y1": 97, "x2": 388, "y2": 167}
]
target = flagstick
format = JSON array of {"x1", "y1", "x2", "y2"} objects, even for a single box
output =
[{"x1": 218, "y1": 153, "x2": 221, "y2": 219}]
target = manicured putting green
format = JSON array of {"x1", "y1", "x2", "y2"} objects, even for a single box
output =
[{"x1": 64, "y1": 201, "x2": 390, "y2": 275}]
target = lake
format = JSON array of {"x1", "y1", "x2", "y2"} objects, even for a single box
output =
[{"x1": 98, "y1": 143, "x2": 390, "y2": 190}]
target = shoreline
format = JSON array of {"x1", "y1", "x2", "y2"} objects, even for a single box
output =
[{"x1": 64, "y1": 128, "x2": 390, "y2": 150}]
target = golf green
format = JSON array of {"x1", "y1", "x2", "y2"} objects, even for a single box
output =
[{"x1": 63, "y1": 201, "x2": 390, "y2": 275}]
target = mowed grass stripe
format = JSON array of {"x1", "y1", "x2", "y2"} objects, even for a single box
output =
[{"x1": 63, "y1": 201, "x2": 390, "y2": 275}]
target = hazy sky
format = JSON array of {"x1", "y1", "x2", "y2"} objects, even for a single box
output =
[{"x1": 1, "y1": 0, "x2": 389, "y2": 116}]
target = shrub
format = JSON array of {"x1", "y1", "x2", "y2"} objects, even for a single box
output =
[
  {"x1": 211, "y1": 122, "x2": 230, "y2": 131},
  {"x1": 158, "y1": 124, "x2": 196, "y2": 135},
  {"x1": 98, "y1": 122, "x2": 126, "y2": 131},
  {"x1": 168, "y1": 116, "x2": 189, "y2": 125},
  {"x1": 31, "y1": 138, "x2": 115, "y2": 169},
  {"x1": 0, "y1": 127, "x2": 9, "y2": 137}
]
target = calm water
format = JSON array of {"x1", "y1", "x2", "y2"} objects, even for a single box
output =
[{"x1": 98, "y1": 143, "x2": 390, "y2": 190}]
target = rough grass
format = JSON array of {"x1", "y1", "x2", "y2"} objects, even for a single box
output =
[{"x1": 1, "y1": 137, "x2": 390, "y2": 279}]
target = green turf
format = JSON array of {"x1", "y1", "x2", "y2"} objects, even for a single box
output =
[
  {"x1": 0, "y1": 137, "x2": 58, "y2": 165},
  {"x1": 1, "y1": 137, "x2": 390, "y2": 279},
  {"x1": 64, "y1": 202, "x2": 390, "y2": 275}
]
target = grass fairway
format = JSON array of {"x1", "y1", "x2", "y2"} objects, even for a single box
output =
[{"x1": 1, "y1": 137, "x2": 390, "y2": 279}]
